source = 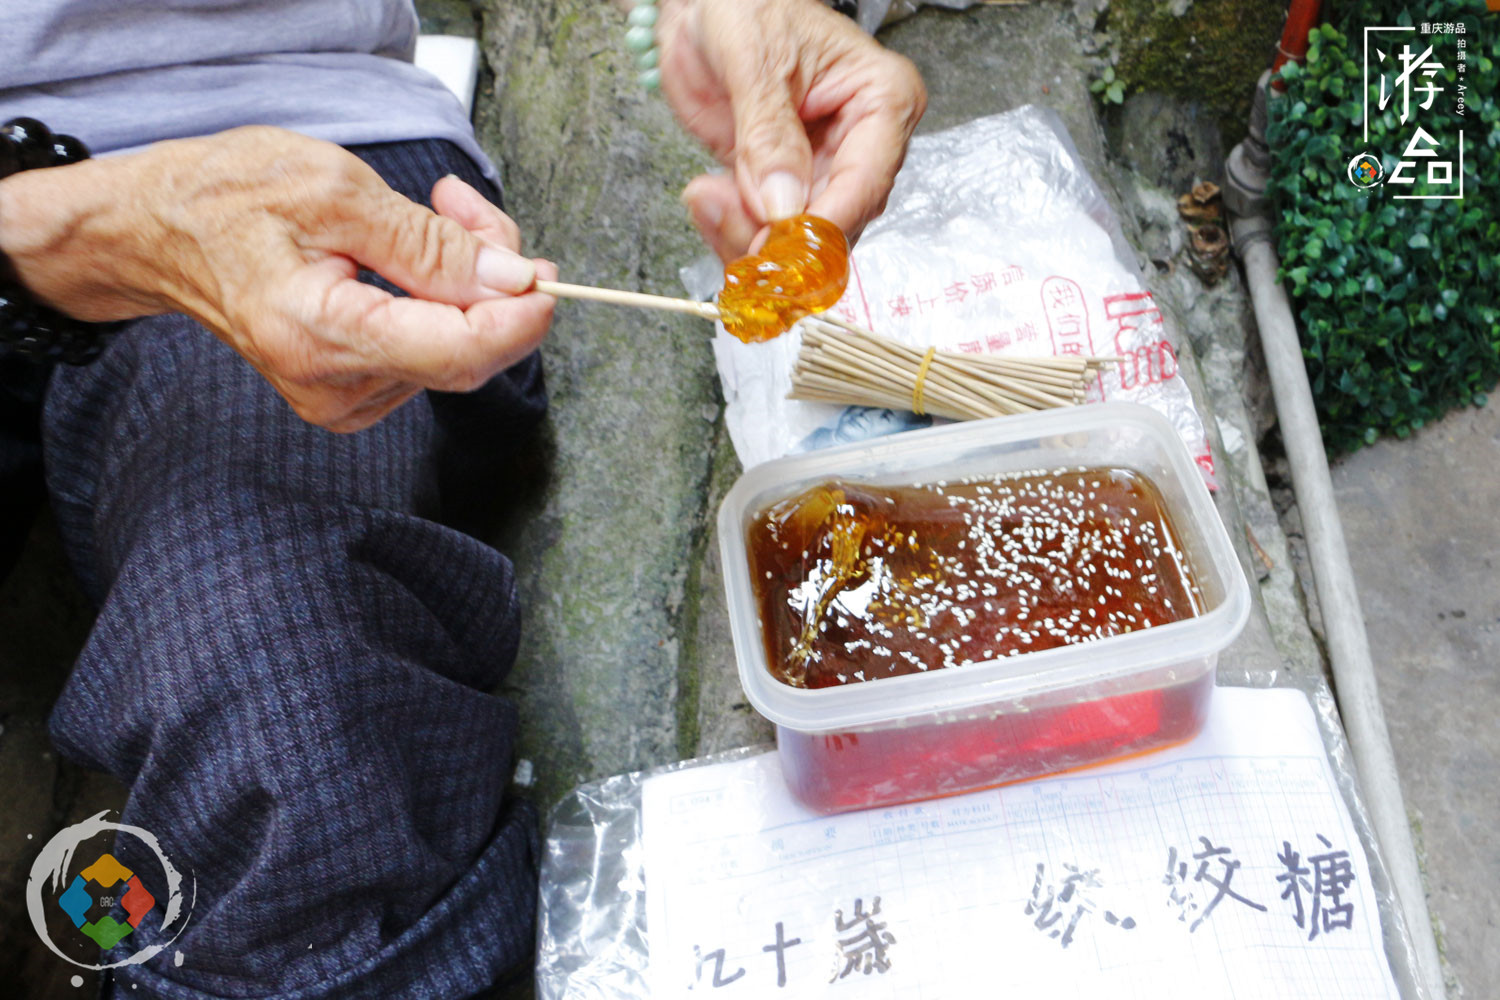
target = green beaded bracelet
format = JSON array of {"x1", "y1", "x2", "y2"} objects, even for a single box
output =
[{"x1": 625, "y1": 2, "x2": 661, "y2": 90}]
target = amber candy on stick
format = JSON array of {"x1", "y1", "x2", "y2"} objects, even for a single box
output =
[{"x1": 718, "y1": 214, "x2": 850, "y2": 344}]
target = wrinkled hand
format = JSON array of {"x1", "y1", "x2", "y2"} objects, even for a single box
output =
[
  {"x1": 656, "y1": 0, "x2": 926, "y2": 261},
  {"x1": 0, "y1": 126, "x2": 554, "y2": 432}
]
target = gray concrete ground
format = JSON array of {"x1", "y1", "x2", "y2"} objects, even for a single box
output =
[
  {"x1": 0, "y1": 1, "x2": 1491, "y2": 998},
  {"x1": 1330, "y1": 401, "x2": 1500, "y2": 999}
]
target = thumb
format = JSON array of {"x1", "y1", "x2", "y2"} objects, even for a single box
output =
[
  {"x1": 730, "y1": 74, "x2": 813, "y2": 224},
  {"x1": 338, "y1": 186, "x2": 536, "y2": 307}
]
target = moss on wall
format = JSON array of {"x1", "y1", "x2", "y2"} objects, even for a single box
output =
[
  {"x1": 1103, "y1": 0, "x2": 1285, "y2": 141},
  {"x1": 414, "y1": 0, "x2": 479, "y2": 37}
]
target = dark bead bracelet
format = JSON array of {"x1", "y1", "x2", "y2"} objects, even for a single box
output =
[{"x1": 0, "y1": 117, "x2": 121, "y2": 365}]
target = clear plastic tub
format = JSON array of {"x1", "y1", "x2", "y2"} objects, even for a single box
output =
[{"x1": 718, "y1": 402, "x2": 1251, "y2": 814}]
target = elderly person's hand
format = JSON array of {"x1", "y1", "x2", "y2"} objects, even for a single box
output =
[
  {"x1": 0, "y1": 126, "x2": 553, "y2": 432},
  {"x1": 656, "y1": 0, "x2": 926, "y2": 261}
]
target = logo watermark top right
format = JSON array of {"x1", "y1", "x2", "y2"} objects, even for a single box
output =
[{"x1": 1348, "y1": 20, "x2": 1472, "y2": 200}]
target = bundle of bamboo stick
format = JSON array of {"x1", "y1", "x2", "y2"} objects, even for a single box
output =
[
  {"x1": 526, "y1": 279, "x2": 1116, "y2": 421},
  {"x1": 790, "y1": 317, "x2": 1118, "y2": 420}
]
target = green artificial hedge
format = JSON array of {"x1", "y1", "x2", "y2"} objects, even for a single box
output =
[{"x1": 1265, "y1": 0, "x2": 1498, "y2": 453}]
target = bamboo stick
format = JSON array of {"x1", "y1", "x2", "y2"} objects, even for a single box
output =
[
  {"x1": 789, "y1": 318, "x2": 1104, "y2": 423},
  {"x1": 534, "y1": 279, "x2": 721, "y2": 321}
]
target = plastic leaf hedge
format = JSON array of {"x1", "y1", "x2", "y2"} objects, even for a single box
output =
[{"x1": 1265, "y1": 0, "x2": 1498, "y2": 453}]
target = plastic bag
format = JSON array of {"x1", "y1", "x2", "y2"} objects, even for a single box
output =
[
  {"x1": 684, "y1": 106, "x2": 1216, "y2": 485},
  {"x1": 534, "y1": 674, "x2": 1428, "y2": 999}
]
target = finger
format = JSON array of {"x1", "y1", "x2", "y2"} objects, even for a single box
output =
[
  {"x1": 803, "y1": 53, "x2": 925, "y2": 243},
  {"x1": 303, "y1": 269, "x2": 556, "y2": 393},
  {"x1": 682, "y1": 174, "x2": 760, "y2": 262},
  {"x1": 431, "y1": 174, "x2": 522, "y2": 252},
  {"x1": 332, "y1": 182, "x2": 536, "y2": 307},
  {"x1": 725, "y1": 61, "x2": 814, "y2": 224},
  {"x1": 805, "y1": 110, "x2": 915, "y2": 246}
]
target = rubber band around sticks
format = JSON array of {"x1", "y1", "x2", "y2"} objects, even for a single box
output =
[{"x1": 911, "y1": 346, "x2": 938, "y2": 416}]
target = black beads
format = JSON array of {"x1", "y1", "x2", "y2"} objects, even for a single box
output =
[
  {"x1": 49, "y1": 132, "x2": 90, "y2": 166},
  {"x1": 0, "y1": 288, "x2": 116, "y2": 365},
  {"x1": 0, "y1": 134, "x2": 18, "y2": 178},
  {"x1": 0, "y1": 117, "x2": 56, "y2": 171},
  {"x1": 0, "y1": 118, "x2": 111, "y2": 365},
  {"x1": 0, "y1": 117, "x2": 90, "y2": 177}
]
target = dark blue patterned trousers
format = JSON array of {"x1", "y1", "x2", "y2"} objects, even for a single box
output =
[{"x1": 10, "y1": 141, "x2": 543, "y2": 998}]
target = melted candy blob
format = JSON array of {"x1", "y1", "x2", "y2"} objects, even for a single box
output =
[
  {"x1": 718, "y1": 214, "x2": 850, "y2": 343},
  {"x1": 747, "y1": 468, "x2": 1202, "y2": 689}
]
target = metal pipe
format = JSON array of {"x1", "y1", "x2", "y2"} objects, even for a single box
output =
[
  {"x1": 1228, "y1": 206, "x2": 1446, "y2": 999},
  {"x1": 1271, "y1": 0, "x2": 1325, "y2": 89},
  {"x1": 1222, "y1": 3, "x2": 1439, "y2": 989}
]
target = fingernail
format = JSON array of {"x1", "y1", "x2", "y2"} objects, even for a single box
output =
[
  {"x1": 759, "y1": 171, "x2": 807, "y2": 221},
  {"x1": 476, "y1": 247, "x2": 536, "y2": 294},
  {"x1": 694, "y1": 197, "x2": 724, "y2": 229}
]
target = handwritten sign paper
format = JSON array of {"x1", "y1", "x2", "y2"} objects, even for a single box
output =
[{"x1": 641, "y1": 688, "x2": 1400, "y2": 999}]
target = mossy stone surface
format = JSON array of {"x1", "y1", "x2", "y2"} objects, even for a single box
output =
[
  {"x1": 416, "y1": 0, "x2": 480, "y2": 37},
  {"x1": 883, "y1": 3, "x2": 1118, "y2": 203},
  {"x1": 1101, "y1": 0, "x2": 1284, "y2": 143},
  {"x1": 475, "y1": 0, "x2": 728, "y2": 814},
  {"x1": 469, "y1": 0, "x2": 1146, "y2": 820},
  {"x1": 467, "y1": 0, "x2": 1302, "y2": 818}
]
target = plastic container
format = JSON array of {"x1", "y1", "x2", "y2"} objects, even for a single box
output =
[{"x1": 718, "y1": 402, "x2": 1250, "y2": 814}]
